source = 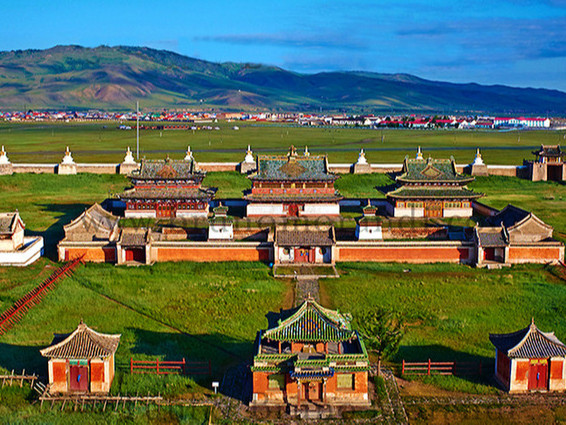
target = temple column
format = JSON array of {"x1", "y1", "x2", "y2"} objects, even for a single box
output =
[
  {"x1": 278, "y1": 341, "x2": 282, "y2": 354},
  {"x1": 297, "y1": 379, "x2": 301, "y2": 408},
  {"x1": 322, "y1": 378, "x2": 327, "y2": 404}
]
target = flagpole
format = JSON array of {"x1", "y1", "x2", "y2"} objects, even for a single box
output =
[{"x1": 136, "y1": 101, "x2": 140, "y2": 160}]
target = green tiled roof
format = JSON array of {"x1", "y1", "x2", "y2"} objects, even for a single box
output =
[
  {"x1": 263, "y1": 300, "x2": 357, "y2": 342},
  {"x1": 533, "y1": 145, "x2": 563, "y2": 158},
  {"x1": 130, "y1": 158, "x2": 205, "y2": 181},
  {"x1": 251, "y1": 154, "x2": 337, "y2": 181},
  {"x1": 397, "y1": 157, "x2": 474, "y2": 184},
  {"x1": 387, "y1": 186, "x2": 483, "y2": 199}
]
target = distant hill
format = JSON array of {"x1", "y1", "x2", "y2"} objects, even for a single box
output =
[{"x1": 1, "y1": 45, "x2": 565, "y2": 114}]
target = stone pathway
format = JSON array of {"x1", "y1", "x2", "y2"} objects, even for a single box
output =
[
  {"x1": 294, "y1": 278, "x2": 320, "y2": 306},
  {"x1": 380, "y1": 367, "x2": 409, "y2": 425}
]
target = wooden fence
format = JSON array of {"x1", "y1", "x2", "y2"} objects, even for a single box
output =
[
  {"x1": 401, "y1": 359, "x2": 482, "y2": 376},
  {"x1": 0, "y1": 369, "x2": 38, "y2": 388},
  {"x1": 130, "y1": 358, "x2": 211, "y2": 376}
]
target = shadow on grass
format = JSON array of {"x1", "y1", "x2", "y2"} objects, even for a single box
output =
[
  {"x1": 27, "y1": 203, "x2": 92, "y2": 261},
  {"x1": 0, "y1": 342, "x2": 47, "y2": 377}
]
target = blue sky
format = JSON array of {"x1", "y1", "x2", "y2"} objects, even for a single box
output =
[{"x1": 2, "y1": 0, "x2": 566, "y2": 91}]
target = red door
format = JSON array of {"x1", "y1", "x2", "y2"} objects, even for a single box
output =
[
  {"x1": 294, "y1": 248, "x2": 310, "y2": 263},
  {"x1": 484, "y1": 248, "x2": 496, "y2": 261},
  {"x1": 288, "y1": 204, "x2": 299, "y2": 217},
  {"x1": 528, "y1": 359, "x2": 548, "y2": 390},
  {"x1": 125, "y1": 248, "x2": 145, "y2": 263},
  {"x1": 304, "y1": 382, "x2": 322, "y2": 401},
  {"x1": 69, "y1": 365, "x2": 89, "y2": 392}
]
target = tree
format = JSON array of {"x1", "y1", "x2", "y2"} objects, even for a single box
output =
[{"x1": 355, "y1": 309, "x2": 404, "y2": 376}]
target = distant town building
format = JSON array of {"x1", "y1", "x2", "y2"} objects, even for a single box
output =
[
  {"x1": 245, "y1": 146, "x2": 342, "y2": 217},
  {"x1": 251, "y1": 299, "x2": 370, "y2": 410},
  {"x1": 490, "y1": 319, "x2": 566, "y2": 392},
  {"x1": 386, "y1": 150, "x2": 483, "y2": 218},
  {"x1": 494, "y1": 117, "x2": 551, "y2": 128}
]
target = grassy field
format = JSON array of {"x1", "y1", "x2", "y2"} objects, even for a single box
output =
[{"x1": 1, "y1": 121, "x2": 565, "y2": 164}]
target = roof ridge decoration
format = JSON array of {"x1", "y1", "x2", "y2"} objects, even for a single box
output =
[{"x1": 263, "y1": 299, "x2": 356, "y2": 342}]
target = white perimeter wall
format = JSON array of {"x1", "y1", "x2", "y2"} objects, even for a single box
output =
[
  {"x1": 301, "y1": 203, "x2": 340, "y2": 216},
  {"x1": 247, "y1": 203, "x2": 285, "y2": 216}
]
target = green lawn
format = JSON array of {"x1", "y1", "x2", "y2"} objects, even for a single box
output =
[{"x1": 1, "y1": 121, "x2": 564, "y2": 164}]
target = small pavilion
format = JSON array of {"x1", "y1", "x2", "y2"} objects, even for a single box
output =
[
  {"x1": 490, "y1": 319, "x2": 566, "y2": 392},
  {"x1": 40, "y1": 322, "x2": 121, "y2": 394}
]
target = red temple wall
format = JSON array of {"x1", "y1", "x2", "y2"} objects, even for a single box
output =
[
  {"x1": 156, "y1": 247, "x2": 271, "y2": 262},
  {"x1": 337, "y1": 246, "x2": 472, "y2": 263},
  {"x1": 508, "y1": 246, "x2": 563, "y2": 263},
  {"x1": 64, "y1": 247, "x2": 116, "y2": 263}
]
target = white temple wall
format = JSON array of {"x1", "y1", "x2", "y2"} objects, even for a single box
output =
[
  {"x1": 301, "y1": 203, "x2": 340, "y2": 216},
  {"x1": 443, "y1": 208, "x2": 473, "y2": 218},
  {"x1": 247, "y1": 203, "x2": 285, "y2": 216},
  {"x1": 124, "y1": 210, "x2": 157, "y2": 218}
]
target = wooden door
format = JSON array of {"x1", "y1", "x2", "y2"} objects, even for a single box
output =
[
  {"x1": 425, "y1": 201, "x2": 443, "y2": 218},
  {"x1": 294, "y1": 248, "x2": 311, "y2": 263},
  {"x1": 69, "y1": 365, "x2": 89, "y2": 392},
  {"x1": 125, "y1": 248, "x2": 145, "y2": 263},
  {"x1": 528, "y1": 359, "x2": 548, "y2": 390},
  {"x1": 288, "y1": 204, "x2": 299, "y2": 217},
  {"x1": 305, "y1": 382, "x2": 322, "y2": 401},
  {"x1": 484, "y1": 248, "x2": 496, "y2": 261},
  {"x1": 548, "y1": 164, "x2": 563, "y2": 182}
]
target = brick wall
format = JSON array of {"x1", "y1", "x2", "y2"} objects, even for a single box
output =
[
  {"x1": 508, "y1": 246, "x2": 564, "y2": 263},
  {"x1": 337, "y1": 245, "x2": 473, "y2": 263},
  {"x1": 63, "y1": 247, "x2": 116, "y2": 262},
  {"x1": 156, "y1": 246, "x2": 272, "y2": 262}
]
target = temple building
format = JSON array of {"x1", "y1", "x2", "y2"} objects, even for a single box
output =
[
  {"x1": 57, "y1": 204, "x2": 120, "y2": 263},
  {"x1": 474, "y1": 204, "x2": 563, "y2": 267},
  {"x1": 355, "y1": 203, "x2": 382, "y2": 241},
  {"x1": 386, "y1": 149, "x2": 483, "y2": 218},
  {"x1": 246, "y1": 146, "x2": 342, "y2": 217},
  {"x1": 273, "y1": 225, "x2": 336, "y2": 265},
  {"x1": 119, "y1": 154, "x2": 215, "y2": 218},
  {"x1": 40, "y1": 322, "x2": 121, "y2": 394},
  {"x1": 490, "y1": 319, "x2": 566, "y2": 393},
  {"x1": 251, "y1": 299, "x2": 370, "y2": 411},
  {"x1": 524, "y1": 145, "x2": 565, "y2": 182}
]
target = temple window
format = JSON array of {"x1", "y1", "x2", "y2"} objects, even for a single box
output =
[
  {"x1": 268, "y1": 374, "x2": 285, "y2": 390},
  {"x1": 337, "y1": 373, "x2": 355, "y2": 390}
]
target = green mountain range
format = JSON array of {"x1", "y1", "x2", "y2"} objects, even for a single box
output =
[{"x1": 1, "y1": 45, "x2": 565, "y2": 114}]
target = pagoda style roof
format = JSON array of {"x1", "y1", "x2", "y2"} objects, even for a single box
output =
[
  {"x1": 250, "y1": 149, "x2": 337, "y2": 182},
  {"x1": 119, "y1": 187, "x2": 215, "y2": 201},
  {"x1": 63, "y1": 204, "x2": 120, "y2": 242},
  {"x1": 533, "y1": 145, "x2": 563, "y2": 158},
  {"x1": 387, "y1": 186, "x2": 483, "y2": 199},
  {"x1": 0, "y1": 212, "x2": 24, "y2": 235},
  {"x1": 275, "y1": 225, "x2": 336, "y2": 246},
  {"x1": 490, "y1": 320, "x2": 566, "y2": 359},
  {"x1": 130, "y1": 157, "x2": 204, "y2": 180},
  {"x1": 397, "y1": 157, "x2": 474, "y2": 184},
  {"x1": 40, "y1": 322, "x2": 121, "y2": 359},
  {"x1": 262, "y1": 299, "x2": 356, "y2": 342},
  {"x1": 245, "y1": 192, "x2": 342, "y2": 203}
]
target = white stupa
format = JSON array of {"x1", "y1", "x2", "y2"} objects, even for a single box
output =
[
  {"x1": 123, "y1": 147, "x2": 136, "y2": 164},
  {"x1": 416, "y1": 146, "x2": 423, "y2": 160},
  {"x1": 184, "y1": 146, "x2": 193, "y2": 161},
  {"x1": 357, "y1": 148, "x2": 368, "y2": 165},
  {"x1": 471, "y1": 148, "x2": 484, "y2": 165},
  {"x1": 61, "y1": 146, "x2": 75, "y2": 164},
  {"x1": 304, "y1": 146, "x2": 310, "y2": 157},
  {"x1": 244, "y1": 145, "x2": 254, "y2": 163},
  {"x1": 0, "y1": 146, "x2": 9, "y2": 165}
]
